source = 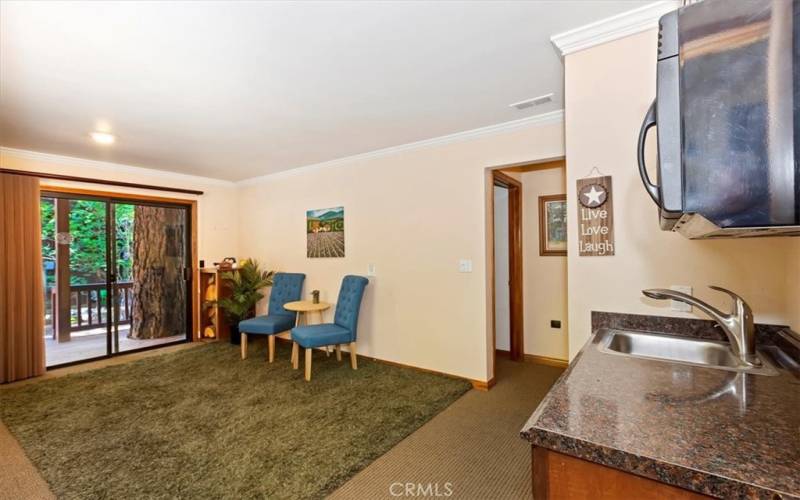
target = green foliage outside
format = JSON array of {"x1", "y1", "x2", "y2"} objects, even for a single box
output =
[
  {"x1": 114, "y1": 204, "x2": 134, "y2": 282},
  {"x1": 40, "y1": 199, "x2": 135, "y2": 287},
  {"x1": 218, "y1": 260, "x2": 275, "y2": 324}
]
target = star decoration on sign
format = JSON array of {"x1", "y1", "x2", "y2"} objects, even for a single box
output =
[
  {"x1": 579, "y1": 183, "x2": 608, "y2": 208},
  {"x1": 583, "y1": 186, "x2": 604, "y2": 205}
]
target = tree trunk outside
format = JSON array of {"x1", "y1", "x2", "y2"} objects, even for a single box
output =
[{"x1": 130, "y1": 206, "x2": 186, "y2": 339}]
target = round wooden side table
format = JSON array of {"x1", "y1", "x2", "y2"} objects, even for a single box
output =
[
  {"x1": 283, "y1": 300, "x2": 332, "y2": 326},
  {"x1": 283, "y1": 300, "x2": 333, "y2": 363}
]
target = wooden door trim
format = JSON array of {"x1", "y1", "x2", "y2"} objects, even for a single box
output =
[
  {"x1": 492, "y1": 170, "x2": 524, "y2": 362},
  {"x1": 493, "y1": 170, "x2": 521, "y2": 189}
]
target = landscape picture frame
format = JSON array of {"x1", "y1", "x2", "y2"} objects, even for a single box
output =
[{"x1": 539, "y1": 194, "x2": 567, "y2": 256}]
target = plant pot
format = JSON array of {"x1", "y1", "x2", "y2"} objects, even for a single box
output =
[{"x1": 229, "y1": 323, "x2": 241, "y2": 345}]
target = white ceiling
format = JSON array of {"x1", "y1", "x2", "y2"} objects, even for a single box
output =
[{"x1": 0, "y1": 1, "x2": 649, "y2": 181}]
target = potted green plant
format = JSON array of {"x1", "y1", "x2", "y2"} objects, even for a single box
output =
[{"x1": 218, "y1": 259, "x2": 274, "y2": 345}]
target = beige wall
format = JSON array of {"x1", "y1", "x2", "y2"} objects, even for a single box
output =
[
  {"x1": 564, "y1": 30, "x2": 799, "y2": 359},
  {"x1": 790, "y1": 239, "x2": 800, "y2": 330},
  {"x1": 0, "y1": 150, "x2": 240, "y2": 264},
  {"x1": 520, "y1": 166, "x2": 568, "y2": 359},
  {"x1": 237, "y1": 122, "x2": 565, "y2": 382}
]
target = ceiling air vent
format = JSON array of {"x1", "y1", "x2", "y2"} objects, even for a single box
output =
[{"x1": 509, "y1": 93, "x2": 553, "y2": 110}]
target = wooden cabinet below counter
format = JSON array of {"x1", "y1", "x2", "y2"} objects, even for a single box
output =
[{"x1": 532, "y1": 447, "x2": 711, "y2": 499}]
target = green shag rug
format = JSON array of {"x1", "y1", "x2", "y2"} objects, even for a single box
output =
[{"x1": 0, "y1": 342, "x2": 470, "y2": 499}]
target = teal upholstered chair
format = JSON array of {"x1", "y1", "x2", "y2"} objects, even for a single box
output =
[
  {"x1": 291, "y1": 275, "x2": 369, "y2": 381},
  {"x1": 239, "y1": 272, "x2": 305, "y2": 362}
]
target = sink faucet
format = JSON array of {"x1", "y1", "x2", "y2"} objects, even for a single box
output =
[{"x1": 642, "y1": 286, "x2": 759, "y2": 367}]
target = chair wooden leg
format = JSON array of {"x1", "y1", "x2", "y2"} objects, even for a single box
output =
[
  {"x1": 349, "y1": 342, "x2": 357, "y2": 370},
  {"x1": 268, "y1": 335, "x2": 275, "y2": 363},
  {"x1": 305, "y1": 348, "x2": 312, "y2": 381},
  {"x1": 292, "y1": 342, "x2": 299, "y2": 369},
  {"x1": 241, "y1": 333, "x2": 248, "y2": 360},
  {"x1": 335, "y1": 344, "x2": 342, "y2": 361}
]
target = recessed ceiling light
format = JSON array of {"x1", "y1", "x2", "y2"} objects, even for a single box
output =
[
  {"x1": 509, "y1": 93, "x2": 554, "y2": 110},
  {"x1": 90, "y1": 131, "x2": 115, "y2": 145}
]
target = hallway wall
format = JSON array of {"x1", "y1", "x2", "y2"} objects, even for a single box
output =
[{"x1": 520, "y1": 166, "x2": 568, "y2": 360}]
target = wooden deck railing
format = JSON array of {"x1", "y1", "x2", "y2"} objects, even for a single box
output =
[{"x1": 50, "y1": 282, "x2": 134, "y2": 334}]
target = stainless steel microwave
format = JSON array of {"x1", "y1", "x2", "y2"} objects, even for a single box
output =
[{"x1": 638, "y1": 0, "x2": 800, "y2": 238}]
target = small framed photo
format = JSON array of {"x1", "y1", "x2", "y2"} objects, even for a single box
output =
[{"x1": 539, "y1": 194, "x2": 567, "y2": 256}]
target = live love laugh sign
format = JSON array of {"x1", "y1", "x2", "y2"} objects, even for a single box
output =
[{"x1": 577, "y1": 175, "x2": 615, "y2": 256}]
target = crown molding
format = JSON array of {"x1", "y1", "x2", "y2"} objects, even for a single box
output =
[
  {"x1": 0, "y1": 147, "x2": 235, "y2": 186},
  {"x1": 551, "y1": 1, "x2": 680, "y2": 57},
  {"x1": 238, "y1": 109, "x2": 564, "y2": 185}
]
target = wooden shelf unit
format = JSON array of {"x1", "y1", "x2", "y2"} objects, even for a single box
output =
[{"x1": 197, "y1": 268, "x2": 231, "y2": 341}]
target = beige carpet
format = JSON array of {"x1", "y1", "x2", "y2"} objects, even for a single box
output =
[
  {"x1": 0, "y1": 351, "x2": 562, "y2": 500},
  {"x1": 0, "y1": 420, "x2": 54, "y2": 500},
  {"x1": 329, "y1": 358, "x2": 564, "y2": 500}
]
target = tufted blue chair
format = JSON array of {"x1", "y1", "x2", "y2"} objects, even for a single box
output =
[
  {"x1": 291, "y1": 275, "x2": 369, "y2": 381},
  {"x1": 238, "y1": 272, "x2": 305, "y2": 362}
]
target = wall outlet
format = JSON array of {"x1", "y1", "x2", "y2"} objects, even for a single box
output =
[
  {"x1": 367, "y1": 263, "x2": 376, "y2": 276},
  {"x1": 670, "y1": 285, "x2": 693, "y2": 312},
  {"x1": 458, "y1": 259, "x2": 473, "y2": 273},
  {"x1": 550, "y1": 320, "x2": 562, "y2": 329}
]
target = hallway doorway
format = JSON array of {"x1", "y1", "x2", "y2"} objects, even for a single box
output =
[
  {"x1": 489, "y1": 159, "x2": 569, "y2": 380},
  {"x1": 492, "y1": 170, "x2": 523, "y2": 362}
]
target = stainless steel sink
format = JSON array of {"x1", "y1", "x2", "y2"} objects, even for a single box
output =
[{"x1": 596, "y1": 329, "x2": 778, "y2": 376}]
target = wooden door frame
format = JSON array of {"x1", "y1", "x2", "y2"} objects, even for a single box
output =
[
  {"x1": 40, "y1": 185, "x2": 199, "y2": 362},
  {"x1": 491, "y1": 170, "x2": 524, "y2": 362}
]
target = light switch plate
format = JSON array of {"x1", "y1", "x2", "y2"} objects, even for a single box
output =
[
  {"x1": 670, "y1": 285, "x2": 692, "y2": 312},
  {"x1": 367, "y1": 263, "x2": 376, "y2": 276},
  {"x1": 458, "y1": 259, "x2": 473, "y2": 273}
]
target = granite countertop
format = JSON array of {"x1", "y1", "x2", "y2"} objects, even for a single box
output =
[{"x1": 521, "y1": 312, "x2": 800, "y2": 499}]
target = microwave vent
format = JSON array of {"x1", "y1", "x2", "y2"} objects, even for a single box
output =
[{"x1": 674, "y1": 213, "x2": 800, "y2": 239}]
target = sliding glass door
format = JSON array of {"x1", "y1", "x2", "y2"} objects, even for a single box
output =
[
  {"x1": 41, "y1": 192, "x2": 191, "y2": 367},
  {"x1": 111, "y1": 202, "x2": 188, "y2": 354},
  {"x1": 41, "y1": 196, "x2": 110, "y2": 365}
]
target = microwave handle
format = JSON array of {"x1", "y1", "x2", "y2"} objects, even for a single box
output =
[{"x1": 637, "y1": 100, "x2": 660, "y2": 204}]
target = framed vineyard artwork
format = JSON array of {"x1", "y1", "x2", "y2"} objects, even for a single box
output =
[{"x1": 306, "y1": 206, "x2": 345, "y2": 258}]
